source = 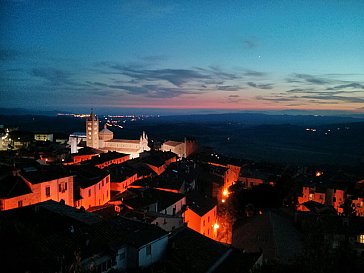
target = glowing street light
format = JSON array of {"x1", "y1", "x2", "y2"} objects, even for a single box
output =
[
  {"x1": 222, "y1": 189, "x2": 229, "y2": 197},
  {"x1": 213, "y1": 223, "x2": 219, "y2": 231}
]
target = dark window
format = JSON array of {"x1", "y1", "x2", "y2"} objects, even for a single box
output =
[
  {"x1": 88, "y1": 189, "x2": 91, "y2": 197},
  {"x1": 59, "y1": 184, "x2": 62, "y2": 192},
  {"x1": 46, "y1": 186, "x2": 50, "y2": 197},
  {"x1": 65, "y1": 183, "x2": 67, "y2": 190},
  {"x1": 208, "y1": 216, "x2": 210, "y2": 223},
  {"x1": 18, "y1": 200, "x2": 23, "y2": 207}
]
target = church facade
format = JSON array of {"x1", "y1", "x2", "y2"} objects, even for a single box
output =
[{"x1": 86, "y1": 111, "x2": 150, "y2": 158}]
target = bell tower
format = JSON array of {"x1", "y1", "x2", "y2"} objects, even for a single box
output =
[{"x1": 86, "y1": 109, "x2": 99, "y2": 149}]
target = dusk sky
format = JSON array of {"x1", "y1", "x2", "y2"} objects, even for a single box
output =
[{"x1": 1, "y1": 0, "x2": 364, "y2": 114}]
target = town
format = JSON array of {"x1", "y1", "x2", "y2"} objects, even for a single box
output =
[{"x1": 1, "y1": 111, "x2": 363, "y2": 273}]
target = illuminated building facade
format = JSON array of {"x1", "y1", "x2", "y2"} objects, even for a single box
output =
[
  {"x1": 0, "y1": 169, "x2": 74, "y2": 211},
  {"x1": 86, "y1": 110, "x2": 99, "y2": 149},
  {"x1": 85, "y1": 111, "x2": 150, "y2": 158},
  {"x1": 34, "y1": 133, "x2": 53, "y2": 142},
  {"x1": 185, "y1": 192, "x2": 218, "y2": 240},
  {"x1": 161, "y1": 138, "x2": 198, "y2": 158},
  {"x1": 297, "y1": 186, "x2": 345, "y2": 214},
  {"x1": 71, "y1": 166, "x2": 111, "y2": 209}
]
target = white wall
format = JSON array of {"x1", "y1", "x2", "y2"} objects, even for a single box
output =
[
  {"x1": 138, "y1": 235, "x2": 168, "y2": 268},
  {"x1": 115, "y1": 246, "x2": 127, "y2": 271}
]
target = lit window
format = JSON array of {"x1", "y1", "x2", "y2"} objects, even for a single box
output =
[{"x1": 359, "y1": 235, "x2": 364, "y2": 244}]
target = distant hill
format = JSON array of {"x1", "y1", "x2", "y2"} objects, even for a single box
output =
[
  {"x1": 1, "y1": 112, "x2": 363, "y2": 166},
  {"x1": 0, "y1": 108, "x2": 70, "y2": 116},
  {"x1": 157, "y1": 112, "x2": 364, "y2": 126}
]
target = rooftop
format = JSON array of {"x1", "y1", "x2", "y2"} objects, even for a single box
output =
[
  {"x1": 106, "y1": 139, "x2": 140, "y2": 144},
  {"x1": 122, "y1": 188, "x2": 185, "y2": 213},
  {"x1": 20, "y1": 166, "x2": 71, "y2": 184},
  {"x1": 163, "y1": 140, "x2": 183, "y2": 147},
  {"x1": 187, "y1": 191, "x2": 217, "y2": 217},
  {"x1": 99, "y1": 127, "x2": 113, "y2": 135},
  {"x1": 0, "y1": 173, "x2": 32, "y2": 199},
  {"x1": 106, "y1": 164, "x2": 138, "y2": 182},
  {"x1": 87, "y1": 151, "x2": 129, "y2": 165},
  {"x1": 69, "y1": 132, "x2": 86, "y2": 137},
  {"x1": 69, "y1": 165, "x2": 109, "y2": 188},
  {"x1": 167, "y1": 227, "x2": 230, "y2": 273}
]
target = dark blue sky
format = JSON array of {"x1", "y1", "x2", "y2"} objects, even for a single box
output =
[{"x1": 1, "y1": 0, "x2": 363, "y2": 114}]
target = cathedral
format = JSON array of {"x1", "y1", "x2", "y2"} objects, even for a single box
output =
[{"x1": 86, "y1": 111, "x2": 150, "y2": 158}]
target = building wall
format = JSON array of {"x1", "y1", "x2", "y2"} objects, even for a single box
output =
[
  {"x1": 115, "y1": 246, "x2": 128, "y2": 271},
  {"x1": 78, "y1": 175, "x2": 110, "y2": 209},
  {"x1": 0, "y1": 192, "x2": 34, "y2": 211},
  {"x1": 70, "y1": 154, "x2": 97, "y2": 164},
  {"x1": 239, "y1": 177, "x2": 264, "y2": 188},
  {"x1": 185, "y1": 209, "x2": 201, "y2": 234},
  {"x1": 297, "y1": 186, "x2": 347, "y2": 214},
  {"x1": 1, "y1": 176, "x2": 74, "y2": 211},
  {"x1": 184, "y1": 139, "x2": 198, "y2": 158},
  {"x1": 200, "y1": 206, "x2": 217, "y2": 239},
  {"x1": 161, "y1": 143, "x2": 184, "y2": 158},
  {"x1": 110, "y1": 174, "x2": 138, "y2": 193},
  {"x1": 24, "y1": 175, "x2": 74, "y2": 206},
  {"x1": 185, "y1": 205, "x2": 218, "y2": 240},
  {"x1": 352, "y1": 198, "x2": 364, "y2": 216},
  {"x1": 152, "y1": 216, "x2": 184, "y2": 231},
  {"x1": 138, "y1": 236, "x2": 168, "y2": 268},
  {"x1": 334, "y1": 189, "x2": 345, "y2": 214},
  {"x1": 34, "y1": 133, "x2": 53, "y2": 142},
  {"x1": 69, "y1": 134, "x2": 87, "y2": 154},
  {"x1": 160, "y1": 197, "x2": 186, "y2": 216},
  {"x1": 95, "y1": 155, "x2": 130, "y2": 169},
  {"x1": 86, "y1": 113, "x2": 99, "y2": 149}
]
